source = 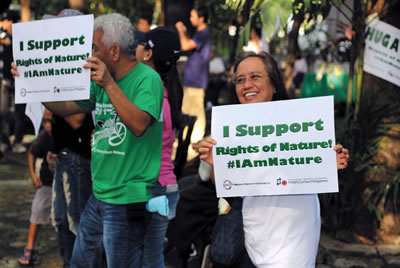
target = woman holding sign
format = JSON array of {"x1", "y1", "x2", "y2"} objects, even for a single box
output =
[{"x1": 198, "y1": 52, "x2": 349, "y2": 267}]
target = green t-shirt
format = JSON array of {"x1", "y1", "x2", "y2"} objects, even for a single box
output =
[{"x1": 76, "y1": 62, "x2": 163, "y2": 204}]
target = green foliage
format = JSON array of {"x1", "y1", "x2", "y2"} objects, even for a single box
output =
[
  {"x1": 29, "y1": 0, "x2": 157, "y2": 23},
  {"x1": 98, "y1": 0, "x2": 156, "y2": 23},
  {"x1": 229, "y1": 0, "x2": 335, "y2": 57},
  {"x1": 193, "y1": 0, "x2": 237, "y2": 58},
  {"x1": 206, "y1": 1, "x2": 237, "y2": 30},
  {"x1": 88, "y1": 0, "x2": 116, "y2": 16},
  {"x1": 320, "y1": 88, "x2": 400, "y2": 233},
  {"x1": 259, "y1": 0, "x2": 292, "y2": 42},
  {"x1": 225, "y1": 0, "x2": 246, "y2": 11},
  {"x1": 235, "y1": 16, "x2": 251, "y2": 55},
  {"x1": 30, "y1": 0, "x2": 69, "y2": 18},
  {"x1": 366, "y1": 168, "x2": 400, "y2": 221}
]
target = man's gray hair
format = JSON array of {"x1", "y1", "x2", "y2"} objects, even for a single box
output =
[{"x1": 94, "y1": 13, "x2": 135, "y2": 56}]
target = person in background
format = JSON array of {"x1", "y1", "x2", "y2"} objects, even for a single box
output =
[
  {"x1": 135, "y1": 26, "x2": 182, "y2": 268},
  {"x1": 51, "y1": 111, "x2": 95, "y2": 268},
  {"x1": 205, "y1": 46, "x2": 225, "y2": 110},
  {"x1": 18, "y1": 109, "x2": 57, "y2": 266},
  {"x1": 0, "y1": 9, "x2": 31, "y2": 153},
  {"x1": 198, "y1": 52, "x2": 350, "y2": 267},
  {"x1": 292, "y1": 50, "x2": 307, "y2": 98},
  {"x1": 42, "y1": 10, "x2": 97, "y2": 268},
  {"x1": 175, "y1": 6, "x2": 211, "y2": 145},
  {"x1": 243, "y1": 27, "x2": 263, "y2": 54},
  {"x1": 137, "y1": 15, "x2": 151, "y2": 32},
  {"x1": 24, "y1": 13, "x2": 164, "y2": 267},
  {"x1": 11, "y1": 9, "x2": 99, "y2": 268}
]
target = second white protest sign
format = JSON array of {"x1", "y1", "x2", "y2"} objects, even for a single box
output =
[{"x1": 211, "y1": 96, "x2": 338, "y2": 198}]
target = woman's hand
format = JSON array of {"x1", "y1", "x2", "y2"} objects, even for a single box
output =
[
  {"x1": 334, "y1": 144, "x2": 349, "y2": 170},
  {"x1": 11, "y1": 62, "x2": 19, "y2": 78},
  {"x1": 198, "y1": 137, "x2": 217, "y2": 166}
]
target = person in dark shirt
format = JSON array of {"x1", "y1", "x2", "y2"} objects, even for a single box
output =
[
  {"x1": 18, "y1": 109, "x2": 57, "y2": 266},
  {"x1": 0, "y1": 9, "x2": 23, "y2": 153},
  {"x1": 175, "y1": 6, "x2": 211, "y2": 146},
  {"x1": 51, "y1": 112, "x2": 95, "y2": 268}
]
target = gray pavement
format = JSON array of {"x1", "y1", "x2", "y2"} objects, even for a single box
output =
[
  {"x1": 0, "y1": 152, "x2": 61, "y2": 268},
  {"x1": 1, "y1": 150, "x2": 400, "y2": 268}
]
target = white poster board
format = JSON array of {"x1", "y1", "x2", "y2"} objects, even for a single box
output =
[
  {"x1": 25, "y1": 102, "x2": 45, "y2": 137},
  {"x1": 12, "y1": 15, "x2": 93, "y2": 103},
  {"x1": 211, "y1": 96, "x2": 338, "y2": 198},
  {"x1": 363, "y1": 19, "x2": 400, "y2": 87}
]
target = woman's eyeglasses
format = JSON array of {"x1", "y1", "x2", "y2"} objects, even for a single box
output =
[
  {"x1": 235, "y1": 72, "x2": 267, "y2": 87},
  {"x1": 136, "y1": 41, "x2": 147, "y2": 47}
]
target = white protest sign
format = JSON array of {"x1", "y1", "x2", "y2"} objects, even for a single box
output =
[
  {"x1": 12, "y1": 15, "x2": 93, "y2": 103},
  {"x1": 211, "y1": 96, "x2": 338, "y2": 198},
  {"x1": 363, "y1": 19, "x2": 400, "y2": 87},
  {"x1": 25, "y1": 102, "x2": 45, "y2": 137}
]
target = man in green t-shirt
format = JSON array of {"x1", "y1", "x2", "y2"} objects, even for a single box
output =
[{"x1": 41, "y1": 13, "x2": 163, "y2": 267}]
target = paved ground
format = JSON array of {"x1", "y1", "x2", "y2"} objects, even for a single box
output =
[
  {"x1": 0, "y1": 150, "x2": 201, "y2": 268},
  {"x1": 1, "y1": 149, "x2": 400, "y2": 268},
  {"x1": 0, "y1": 151, "x2": 61, "y2": 268}
]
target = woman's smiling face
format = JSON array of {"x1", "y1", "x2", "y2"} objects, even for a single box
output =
[{"x1": 235, "y1": 57, "x2": 275, "y2": 104}]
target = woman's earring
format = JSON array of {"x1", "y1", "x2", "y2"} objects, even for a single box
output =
[{"x1": 143, "y1": 57, "x2": 147, "y2": 61}]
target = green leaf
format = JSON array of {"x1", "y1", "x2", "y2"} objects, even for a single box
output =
[
  {"x1": 259, "y1": 0, "x2": 292, "y2": 42},
  {"x1": 236, "y1": 19, "x2": 252, "y2": 56}
]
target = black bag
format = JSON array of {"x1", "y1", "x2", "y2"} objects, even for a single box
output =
[{"x1": 210, "y1": 197, "x2": 245, "y2": 266}]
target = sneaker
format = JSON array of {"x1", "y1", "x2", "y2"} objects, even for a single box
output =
[{"x1": 12, "y1": 143, "x2": 27, "y2": 153}]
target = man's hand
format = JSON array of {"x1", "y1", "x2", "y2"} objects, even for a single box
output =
[
  {"x1": 83, "y1": 57, "x2": 115, "y2": 90},
  {"x1": 175, "y1": 21, "x2": 196, "y2": 51},
  {"x1": 175, "y1": 21, "x2": 187, "y2": 33}
]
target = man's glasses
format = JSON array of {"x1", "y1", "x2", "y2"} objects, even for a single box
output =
[{"x1": 234, "y1": 72, "x2": 267, "y2": 87}]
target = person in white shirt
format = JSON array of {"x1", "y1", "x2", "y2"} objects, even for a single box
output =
[{"x1": 198, "y1": 52, "x2": 349, "y2": 268}]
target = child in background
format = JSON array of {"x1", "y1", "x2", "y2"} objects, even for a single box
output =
[{"x1": 18, "y1": 109, "x2": 57, "y2": 266}]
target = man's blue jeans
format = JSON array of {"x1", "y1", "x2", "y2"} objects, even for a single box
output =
[
  {"x1": 71, "y1": 194, "x2": 148, "y2": 268},
  {"x1": 51, "y1": 149, "x2": 92, "y2": 268},
  {"x1": 143, "y1": 182, "x2": 179, "y2": 268}
]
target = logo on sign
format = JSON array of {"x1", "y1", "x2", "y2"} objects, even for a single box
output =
[
  {"x1": 276, "y1": 178, "x2": 287, "y2": 186},
  {"x1": 223, "y1": 180, "x2": 232, "y2": 190}
]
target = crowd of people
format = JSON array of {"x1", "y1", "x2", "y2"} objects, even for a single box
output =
[{"x1": 4, "y1": 4, "x2": 350, "y2": 268}]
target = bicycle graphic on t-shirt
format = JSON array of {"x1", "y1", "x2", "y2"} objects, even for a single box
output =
[
  {"x1": 93, "y1": 115, "x2": 127, "y2": 147},
  {"x1": 108, "y1": 121, "x2": 126, "y2": 146}
]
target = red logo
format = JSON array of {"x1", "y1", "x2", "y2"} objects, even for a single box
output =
[{"x1": 282, "y1": 180, "x2": 287, "y2": 186}]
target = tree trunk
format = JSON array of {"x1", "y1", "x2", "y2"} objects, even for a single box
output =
[
  {"x1": 229, "y1": 0, "x2": 254, "y2": 64},
  {"x1": 283, "y1": 0, "x2": 304, "y2": 92}
]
